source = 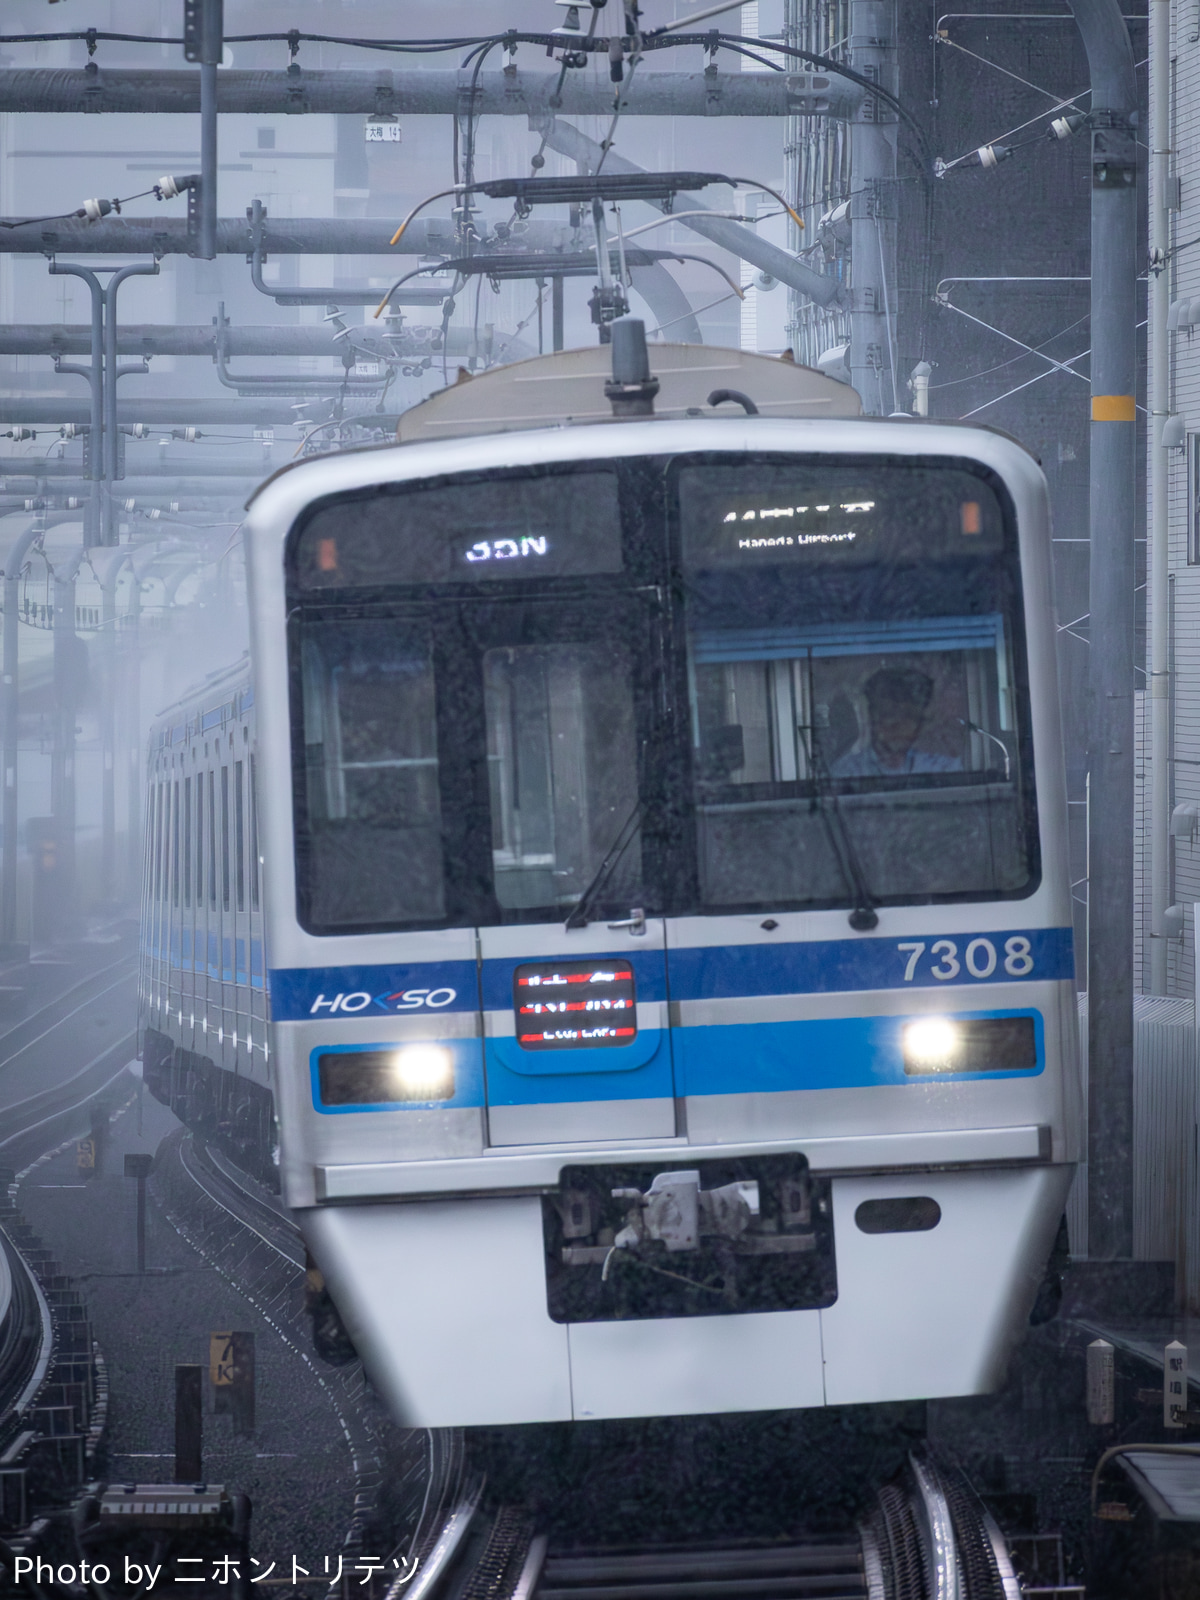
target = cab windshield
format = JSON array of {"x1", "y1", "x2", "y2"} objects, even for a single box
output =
[
  {"x1": 677, "y1": 458, "x2": 1034, "y2": 909},
  {"x1": 286, "y1": 453, "x2": 1037, "y2": 933}
]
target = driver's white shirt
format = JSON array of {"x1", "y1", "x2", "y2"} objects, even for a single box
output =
[{"x1": 830, "y1": 745, "x2": 963, "y2": 778}]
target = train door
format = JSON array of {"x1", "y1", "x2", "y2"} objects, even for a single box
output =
[{"x1": 465, "y1": 594, "x2": 676, "y2": 1147}]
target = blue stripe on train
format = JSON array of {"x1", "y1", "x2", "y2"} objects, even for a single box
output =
[
  {"x1": 271, "y1": 959, "x2": 480, "y2": 1020},
  {"x1": 306, "y1": 1007, "x2": 1045, "y2": 1112},
  {"x1": 271, "y1": 927, "x2": 1073, "y2": 1022},
  {"x1": 142, "y1": 932, "x2": 266, "y2": 990},
  {"x1": 673, "y1": 1007, "x2": 1044, "y2": 1097},
  {"x1": 666, "y1": 927, "x2": 1074, "y2": 1001}
]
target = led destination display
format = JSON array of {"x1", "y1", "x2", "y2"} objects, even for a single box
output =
[
  {"x1": 292, "y1": 469, "x2": 623, "y2": 588},
  {"x1": 680, "y1": 463, "x2": 1005, "y2": 570},
  {"x1": 514, "y1": 960, "x2": 637, "y2": 1051}
]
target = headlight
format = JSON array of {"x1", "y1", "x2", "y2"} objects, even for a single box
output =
[
  {"x1": 388, "y1": 1044, "x2": 455, "y2": 1101},
  {"x1": 903, "y1": 1017, "x2": 960, "y2": 1071},
  {"x1": 901, "y1": 1016, "x2": 1037, "y2": 1076},
  {"x1": 318, "y1": 1045, "x2": 456, "y2": 1105}
]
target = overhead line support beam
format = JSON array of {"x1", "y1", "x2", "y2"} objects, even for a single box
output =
[{"x1": 0, "y1": 67, "x2": 862, "y2": 120}]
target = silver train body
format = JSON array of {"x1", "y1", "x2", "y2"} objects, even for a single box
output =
[{"x1": 142, "y1": 347, "x2": 1080, "y2": 1428}]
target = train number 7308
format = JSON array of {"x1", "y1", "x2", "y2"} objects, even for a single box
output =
[{"x1": 897, "y1": 937, "x2": 1034, "y2": 983}]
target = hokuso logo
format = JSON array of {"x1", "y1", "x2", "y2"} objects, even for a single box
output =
[{"x1": 309, "y1": 987, "x2": 457, "y2": 1015}]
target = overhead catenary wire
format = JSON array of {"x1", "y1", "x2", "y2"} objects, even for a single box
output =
[
  {"x1": 0, "y1": 181, "x2": 190, "y2": 230},
  {"x1": 936, "y1": 90, "x2": 1091, "y2": 173},
  {"x1": 387, "y1": 174, "x2": 804, "y2": 255},
  {"x1": 0, "y1": 26, "x2": 923, "y2": 169},
  {"x1": 930, "y1": 312, "x2": 1090, "y2": 388},
  {"x1": 934, "y1": 32, "x2": 1090, "y2": 110},
  {"x1": 653, "y1": 290, "x2": 738, "y2": 335}
]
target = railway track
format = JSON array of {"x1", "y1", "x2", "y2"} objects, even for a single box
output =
[
  {"x1": 0, "y1": 943, "x2": 140, "y2": 1527},
  {"x1": 0, "y1": 947, "x2": 136, "y2": 1069},
  {"x1": 155, "y1": 1127, "x2": 455, "y2": 1587},
  {"x1": 0, "y1": 1219, "x2": 51, "y2": 1424},
  {"x1": 0, "y1": 952, "x2": 1035, "y2": 1600},
  {"x1": 396, "y1": 1453, "x2": 1027, "y2": 1600}
]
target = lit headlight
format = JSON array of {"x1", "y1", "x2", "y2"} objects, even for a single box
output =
[
  {"x1": 903, "y1": 1017, "x2": 960, "y2": 1071},
  {"x1": 901, "y1": 1015, "x2": 1038, "y2": 1076},
  {"x1": 318, "y1": 1046, "x2": 456, "y2": 1106},
  {"x1": 388, "y1": 1044, "x2": 455, "y2": 1101}
]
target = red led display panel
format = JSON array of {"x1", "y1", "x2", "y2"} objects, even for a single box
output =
[{"x1": 514, "y1": 960, "x2": 638, "y2": 1051}]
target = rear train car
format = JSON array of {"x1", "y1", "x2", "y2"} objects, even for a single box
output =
[{"x1": 139, "y1": 661, "x2": 276, "y2": 1186}]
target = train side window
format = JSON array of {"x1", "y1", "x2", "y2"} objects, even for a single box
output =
[
  {"x1": 168, "y1": 780, "x2": 177, "y2": 908},
  {"x1": 235, "y1": 759, "x2": 245, "y2": 911},
  {"x1": 249, "y1": 754, "x2": 260, "y2": 910},
  {"x1": 151, "y1": 784, "x2": 160, "y2": 902},
  {"x1": 152, "y1": 784, "x2": 162, "y2": 902},
  {"x1": 195, "y1": 773, "x2": 204, "y2": 907},
  {"x1": 221, "y1": 766, "x2": 231, "y2": 911},
  {"x1": 183, "y1": 777, "x2": 191, "y2": 908},
  {"x1": 208, "y1": 770, "x2": 217, "y2": 907}
]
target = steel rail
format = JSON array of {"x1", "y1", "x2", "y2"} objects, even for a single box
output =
[
  {"x1": 0, "y1": 1226, "x2": 53, "y2": 1419},
  {"x1": 0, "y1": 966, "x2": 135, "y2": 1087},
  {"x1": 0, "y1": 947, "x2": 133, "y2": 1057},
  {"x1": 178, "y1": 1136, "x2": 303, "y2": 1268},
  {"x1": 0, "y1": 1051, "x2": 135, "y2": 1153}
]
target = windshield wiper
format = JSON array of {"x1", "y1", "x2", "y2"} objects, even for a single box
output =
[
  {"x1": 802, "y1": 727, "x2": 879, "y2": 932},
  {"x1": 565, "y1": 798, "x2": 645, "y2": 931}
]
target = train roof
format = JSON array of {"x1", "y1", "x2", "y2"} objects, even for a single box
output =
[
  {"x1": 150, "y1": 653, "x2": 251, "y2": 749},
  {"x1": 395, "y1": 343, "x2": 860, "y2": 443}
]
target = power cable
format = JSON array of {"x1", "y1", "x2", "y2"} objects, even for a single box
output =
[
  {"x1": 934, "y1": 33, "x2": 1089, "y2": 112},
  {"x1": 0, "y1": 179, "x2": 192, "y2": 229},
  {"x1": 0, "y1": 27, "x2": 920, "y2": 149},
  {"x1": 929, "y1": 312, "x2": 1089, "y2": 388}
]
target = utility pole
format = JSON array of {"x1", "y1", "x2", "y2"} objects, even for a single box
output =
[
  {"x1": 1148, "y1": 0, "x2": 1171, "y2": 993},
  {"x1": 51, "y1": 552, "x2": 84, "y2": 934},
  {"x1": 101, "y1": 263, "x2": 159, "y2": 545},
  {"x1": 1069, "y1": 0, "x2": 1138, "y2": 1261},
  {"x1": 0, "y1": 522, "x2": 43, "y2": 954},
  {"x1": 848, "y1": 0, "x2": 898, "y2": 414},
  {"x1": 184, "y1": 0, "x2": 223, "y2": 261},
  {"x1": 47, "y1": 263, "x2": 103, "y2": 546}
]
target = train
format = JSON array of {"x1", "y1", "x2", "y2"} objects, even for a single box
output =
[{"x1": 140, "y1": 328, "x2": 1080, "y2": 1428}]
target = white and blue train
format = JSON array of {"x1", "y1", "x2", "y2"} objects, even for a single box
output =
[
  {"x1": 141, "y1": 335, "x2": 1080, "y2": 1428},
  {"x1": 141, "y1": 662, "x2": 275, "y2": 1185}
]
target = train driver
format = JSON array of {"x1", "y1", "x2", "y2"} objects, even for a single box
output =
[{"x1": 830, "y1": 666, "x2": 963, "y2": 779}]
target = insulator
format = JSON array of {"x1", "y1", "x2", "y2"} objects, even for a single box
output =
[
  {"x1": 123, "y1": 498, "x2": 137, "y2": 512},
  {"x1": 80, "y1": 197, "x2": 114, "y2": 222},
  {"x1": 1049, "y1": 112, "x2": 1087, "y2": 141}
]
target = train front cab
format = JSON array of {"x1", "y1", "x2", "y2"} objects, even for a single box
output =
[{"x1": 245, "y1": 415, "x2": 1080, "y2": 1428}]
